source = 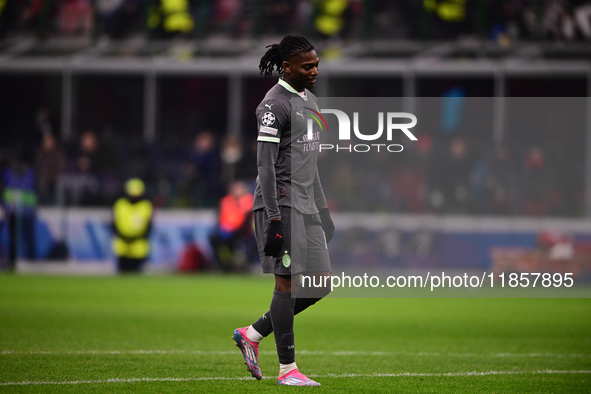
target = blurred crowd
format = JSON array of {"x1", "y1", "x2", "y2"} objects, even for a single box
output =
[
  {"x1": 0, "y1": 128, "x2": 257, "y2": 209},
  {"x1": 1, "y1": 0, "x2": 591, "y2": 43},
  {"x1": 320, "y1": 135, "x2": 583, "y2": 217},
  {"x1": 0, "y1": 124, "x2": 584, "y2": 217}
]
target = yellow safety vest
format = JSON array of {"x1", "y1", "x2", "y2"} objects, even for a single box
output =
[
  {"x1": 315, "y1": 0, "x2": 348, "y2": 37},
  {"x1": 163, "y1": 0, "x2": 194, "y2": 33},
  {"x1": 147, "y1": 0, "x2": 194, "y2": 33},
  {"x1": 112, "y1": 198, "x2": 153, "y2": 259},
  {"x1": 424, "y1": 0, "x2": 465, "y2": 22}
]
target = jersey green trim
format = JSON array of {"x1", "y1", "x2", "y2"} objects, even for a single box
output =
[
  {"x1": 278, "y1": 79, "x2": 308, "y2": 101},
  {"x1": 257, "y1": 136, "x2": 280, "y2": 143}
]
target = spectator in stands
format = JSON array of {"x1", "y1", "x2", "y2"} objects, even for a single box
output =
[
  {"x1": 101, "y1": 0, "x2": 142, "y2": 39},
  {"x1": 263, "y1": 0, "x2": 294, "y2": 34},
  {"x1": 209, "y1": 181, "x2": 256, "y2": 271},
  {"x1": 35, "y1": 133, "x2": 66, "y2": 205},
  {"x1": 57, "y1": 0, "x2": 92, "y2": 36},
  {"x1": 574, "y1": 0, "x2": 591, "y2": 40},
  {"x1": 521, "y1": 0, "x2": 576, "y2": 40},
  {"x1": 213, "y1": 0, "x2": 243, "y2": 36},
  {"x1": 542, "y1": 0, "x2": 575, "y2": 40}
]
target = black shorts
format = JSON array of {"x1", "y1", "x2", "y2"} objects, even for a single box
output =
[{"x1": 254, "y1": 206, "x2": 331, "y2": 275}]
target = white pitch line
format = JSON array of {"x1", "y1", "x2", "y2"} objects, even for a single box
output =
[
  {"x1": 1, "y1": 350, "x2": 590, "y2": 358},
  {"x1": 0, "y1": 370, "x2": 589, "y2": 386}
]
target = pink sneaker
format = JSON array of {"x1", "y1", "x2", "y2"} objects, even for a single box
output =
[
  {"x1": 277, "y1": 369, "x2": 321, "y2": 386},
  {"x1": 232, "y1": 327, "x2": 262, "y2": 380}
]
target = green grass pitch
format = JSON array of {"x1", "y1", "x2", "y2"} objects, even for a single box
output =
[{"x1": 1, "y1": 274, "x2": 590, "y2": 393}]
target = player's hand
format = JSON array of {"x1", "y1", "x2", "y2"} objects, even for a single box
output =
[
  {"x1": 319, "y1": 208, "x2": 335, "y2": 243},
  {"x1": 264, "y1": 220, "x2": 284, "y2": 257}
]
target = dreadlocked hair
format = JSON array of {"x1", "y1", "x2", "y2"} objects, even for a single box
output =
[{"x1": 259, "y1": 35, "x2": 314, "y2": 79}]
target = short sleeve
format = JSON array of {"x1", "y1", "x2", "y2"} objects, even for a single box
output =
[{"x1": 255, "y1": 99, "x2": 289, "y2": 144}]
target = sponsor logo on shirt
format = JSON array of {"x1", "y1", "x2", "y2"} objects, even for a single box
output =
[{"x1": 259, "y1": 126, "x2": 278, "y2": 136}]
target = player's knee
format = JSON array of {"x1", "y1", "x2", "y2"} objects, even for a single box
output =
[
  {"x1": 305, "y1": 282, "x2": 331, "y2": 300},
  {"x1": 316, "y1": 285, "x2": 331, "y2": 299},
  {"x1": 274, "y1": 274, "x2": 292, "y2": 293}
]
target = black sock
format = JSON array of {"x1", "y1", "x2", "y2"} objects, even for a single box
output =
[
  {"x1": 295, "y1": 296, "x2": 317, "y2": 314},
  {"x1": 252, "y1": 294, "x2": 319, "y2": 338},
  {"x1": 252, "y1": 311, "x2": 273, "y2": 337},
  {"x1": 270, "y1": 290, "x2": 296, "y2": 365}
]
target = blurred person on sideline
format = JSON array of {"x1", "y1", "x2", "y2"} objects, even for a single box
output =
[
  {"x1": 111, "y1": 178, "x2": 153, "y2": 273},
  {"x1": 189, "y1": 131, "x2": 222, "y2": 207},
  {"x1": 485, "y1": 144, "x2": 518, "y2": 215},
  {"x1": 521, "y1": 145, "x2": 560, "y2": 216},
  {"x1": 390, "y1": 133, "x2": 433, "y2": 213},
  {"x1": 73, "y1": 130, "x2": 105, "y2": 175},
  {"x1": 2, "y1": 154, "x2": 38, "y2": 270},
  {"x1": 221, "y1": 135, "x2": 258, "y2": 186},
  {"x1": 221, "y1": 135, "x2": 245, "y2": 185},
  {"x1": 429, "y1": 137, "x2": 474, "y2": 213},
  {"x1": 35, "y1": 133, "x2": 66, "y2": 205},
  {"x1": 209, "y1": 181, "x2": 255, "y2": 271},
  {"x1": 68, "y1": 130, "x2": 104, "y2": 205}
]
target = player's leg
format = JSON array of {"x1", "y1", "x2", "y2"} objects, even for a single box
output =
[
  {"x1": 249, "y1": 213, "x2": 332, "y2": 341},
  {"x1": 249, "y1": 275, "x2": 328, "y2": 339},
  {"x1": 270, "y1": 273, "x2": 296, "y2": 370},
  {"x1": 275, "y1": 215, "x2": 331, "y2": 385},
  {"x1": 233, "y1": 274, "x2": 297, "y2": 381},
  {"x1": 272, "y1": 209, "x2": 322, "y2": 386},
  {"x1": 293, "y1": 213, "x2": 333, "y2": 311},
  {"x1": 232, "y1": 208, "x2": 271, "y2": 380},
  {"x1": 265, "y1": 207, "x2": 299, "y2": 378},
  {"x1": 272, "y1": 272, "x2": 321, "y2": 386},
  {"x1": 233, "y1": 207, "x2": 323, "y2": 384}
]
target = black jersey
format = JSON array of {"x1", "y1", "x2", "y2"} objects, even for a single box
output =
[{"x1": 253, "y1": 79, "x2": 327, "y2": 219}]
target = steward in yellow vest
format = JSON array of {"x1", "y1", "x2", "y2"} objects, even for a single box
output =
[
  {"x1": 424, "y1": 0, "x2": 465, "y2": 22},
  {"x1": 423, "y1": 0, "x2": 467, "y2": 39},
  {"x1": 112, "y1": 178, "x2": 153, "y2": 273},
  {"x1": 147, "y1": 0, "x2": 195, "y2": 38}
]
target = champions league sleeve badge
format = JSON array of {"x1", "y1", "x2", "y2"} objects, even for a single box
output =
[{"x1": 261, "y1": 112, "x2": 276, "y2": 126}]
